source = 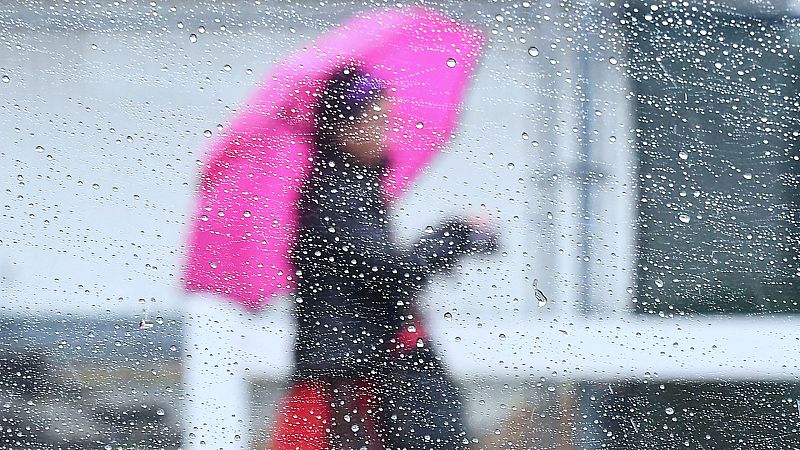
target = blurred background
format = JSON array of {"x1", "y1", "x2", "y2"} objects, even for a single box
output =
[{"x1": 1, "y1": 0, "x2": 798, "y2": 448}]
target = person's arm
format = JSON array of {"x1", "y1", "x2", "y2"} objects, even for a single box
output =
[
  {"x1": 302, "y1": 172, "x2": 498, "y2": 294},
  {"x1": 412, "y1": 217, "x2": 499, "y2": 274},
  {"x1": 311, "y1": 203, "x2": 496, "y2": 296}
]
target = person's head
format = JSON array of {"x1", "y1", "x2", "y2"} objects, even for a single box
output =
[{"x1": 313, "y1": 67, "x2": 391, "y2": 166}]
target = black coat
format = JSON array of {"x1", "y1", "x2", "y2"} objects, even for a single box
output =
[{"x1": 291, "y1": 146, "x2": 487, "y2": 380}]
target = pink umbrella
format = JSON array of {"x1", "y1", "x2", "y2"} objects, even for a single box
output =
[{"x1": 182, "y1": 6, "x2": 485, "y2": 311}]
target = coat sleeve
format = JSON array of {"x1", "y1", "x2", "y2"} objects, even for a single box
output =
[
  {"x1": 304, "y1": 195, "x2": 486, "y2": 297},
  {"x1": 412, "y1": 217, "x2": 498, "y2": 274},
  {"x1": 303, "y1": 171, "x2": 496, "y2": 294}
]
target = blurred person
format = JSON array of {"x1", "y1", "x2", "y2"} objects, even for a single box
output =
[
  {"x1": 272, "y1": 67, "x2": 498, "y2": 450},
  {"x1": 182, "y1": 9, "x2": 487, "y2": 449}
]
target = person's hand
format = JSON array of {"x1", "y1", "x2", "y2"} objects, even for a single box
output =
[{"x1": 465, "y1": 211, "x2": 493, "y2": 231}]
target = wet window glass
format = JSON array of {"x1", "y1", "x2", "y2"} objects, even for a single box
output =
[
  {"x1": 1, "y1": 1, "x2": 798, "y2": 449},
  {"x1": 630, "y1": 3, "x2": 799, "y2": 315}
]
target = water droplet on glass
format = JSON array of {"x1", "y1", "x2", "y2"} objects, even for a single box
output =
[
  {"x1": 351, "y1": 424, "x2": 360, "y2": 432},
  {"x1": 608, "y1": 57, "x2": 618, "y2": 65},
  {"x1": 170, "y1": 345, "x2": 177, "y2": 352},
  {"x1": 138, "y1": 319, "x2": 154, "y2": 330},
  {"x1": 446, "y1": 58, "x2": 457, "y2": 68},
  {"x1": 535, "y1": 290, "x2": 547, "y2": 307},
  {"x1": 533, "y1": 279, "x2": 548, "y2": 307},
  {"x1": 203, "y1": 130, "x2": 212, "y2": 138},
  {"x1": 223, "y1": 64, "x2": 232, "y2": 72},
  {"x1": 521, "y1": 132, "x2": 529, "y2": 140},
  {"x1": 498, "y1": 333, "x2": 506, "y2": 340},
  {"x1": 156, "y1": 408, "x2": 165, "y2": 416},
  {"x1": 177, "y1": 21, "x2": 184, "y2": 29},
  {"x1": 742, "y1": 173, "x2": 753, "y2": 180},
  {"x1": 444, "y1": 312, "x2": 452, "y2": 321},
  {"x1": 416, "y1": 337, "x2": 424, "y2": 348},
  {"x1": 609, "y1": 135, "x2": 617, "y2": 143},
  {"x1": 655, "y1": 278, "x2": 664, "y2": 288},
  {"x1": 126, "y1": 135, "x2": 134, "y2": 143},
  {"x1": 1, "y1": 75, "x2": 9, "y2": 83},
  {"x1": 416, "y1": 122, "x2": 424, "y2": 129},
  {"x1": 528, "y1": 47, "x2": 539, "y2": 57},
  {"x1": 678, "y1": 151, "x2": 689, "y2": 160},
  {"x1": 678, "y1": 214, "x2": 690, "y2": 224},
  {"x1": 665, "y1": 407, "x2": 675, "y2": 415},
  {"x1": 209, "y1": 261, "x2": 217, "y2": 269},
  {"x1": 35, "y1": 145, "x2": 44, "y2": 152},
  {"x1": 189, "y1": 34, "x2": 197, "y2": 43},
  {"x1": 243, "y1": 210, "x2": 252, "y2": 218},
  {"x1": 197, "y1": 25, "x2": 205, "y2": 33}
]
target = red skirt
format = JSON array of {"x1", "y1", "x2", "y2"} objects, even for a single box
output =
[{"x1": 272, "y1": 322, "x2": 428, "y2": 450}]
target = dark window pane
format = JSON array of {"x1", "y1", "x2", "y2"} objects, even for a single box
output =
[
  {"x1": 588, "y1": 381, "x2": 800, "y2": 449},
  {"x1": 630, "y1": 4, "x2": 800, "y2": 314}
]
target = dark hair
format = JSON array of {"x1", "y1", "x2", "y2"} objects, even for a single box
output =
[{"x1": 313, "y1": 67, "x2": 386, "y2": 150}]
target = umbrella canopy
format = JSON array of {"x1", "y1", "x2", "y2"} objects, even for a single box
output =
[{"x1": 182, "y1": 6, "x2": 485, "y2": 310}]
